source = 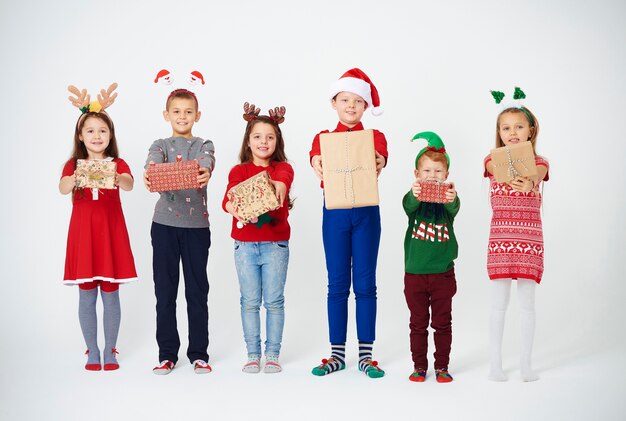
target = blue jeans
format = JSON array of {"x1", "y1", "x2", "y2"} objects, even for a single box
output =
[
  {"x1": 234, "y1": 240, "x2": 289, "y2": 357},
  {"x1": 322, "y1": 205, "x2": 381, "y2": 344}
]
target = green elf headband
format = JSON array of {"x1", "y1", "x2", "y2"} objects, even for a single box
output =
[
  {"x1": 490, "y1": 86, "x2": 535, "y2": 125},
  {"x1": 411, "y1": 131, "x2": 450, "y2": 169}
]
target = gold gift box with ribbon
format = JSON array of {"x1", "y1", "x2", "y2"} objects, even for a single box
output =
[
  {"x1": 320, "y1": 129, "x2": 379, "y2": 209},
  {"x1": 75, "y1": 159, "x2": 117, "y2": 189},
  {"x1": 490, "y1": 142, "x2": 538, "y2": 183},
  {"x1": 227, "y1": 171, "x2": 280, "y2": 222}
]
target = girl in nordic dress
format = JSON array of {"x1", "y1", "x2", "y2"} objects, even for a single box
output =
[
  {"x1": 484, "y1": 93, "x2": 548, "y2": 382},
  {"x1": 223, "y1": 104, "x2": 293, "y2": 374},
  {"x1": 59, "y1": 85, "x2": 137, "y2": 371}
]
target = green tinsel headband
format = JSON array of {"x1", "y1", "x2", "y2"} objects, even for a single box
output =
[
  {"x1": 490, "y1": 86, "x2": 534, "y2": 126},
  {"x1": 411, "y1": 131, "x2": 450, "y2": 169}
]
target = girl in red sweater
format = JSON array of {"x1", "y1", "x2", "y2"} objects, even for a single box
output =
[{"x1": 223, "y1": 103, "x2": 294, "y2": 374}]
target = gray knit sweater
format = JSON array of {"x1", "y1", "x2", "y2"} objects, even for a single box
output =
[{"x1": 145, "y1": 136, "x2": 216, "y2": 228}]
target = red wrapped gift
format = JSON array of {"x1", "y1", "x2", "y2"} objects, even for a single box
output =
[
  {"x1": 418, "y1": 180, "x2": 451, "y2": 203},
  {"x1": 147, "y1": 160, "x2": 200, "y2": 192},
  {"x1": 227, "y1": 171, "x2": 280, "y2": 222}
]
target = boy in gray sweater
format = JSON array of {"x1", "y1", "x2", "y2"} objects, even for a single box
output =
[{"x1": 144, "y1": 89, "x2": 215, "y2": 375}]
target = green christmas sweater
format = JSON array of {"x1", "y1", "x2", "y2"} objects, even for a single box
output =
[{"x1": 403, "y1": 192, "x2": 460, "y2": 275}]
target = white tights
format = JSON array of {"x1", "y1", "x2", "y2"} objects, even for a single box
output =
[{"x1": 488, "y1": 278, "x2": 539, "y2": 382}]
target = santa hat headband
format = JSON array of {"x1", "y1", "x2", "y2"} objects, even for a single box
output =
[
  {"x1": 411, "y1": 131, "x2": 450, "y2": 169},
  {"x1": 154, "y1": 69, "x2": 205, "y2": 108},
  {"x1": 490, "y1": 86, "x2": 534, "y2": 125},
  {"x1": 330, "y1": 68, "x2": 382, "y2": 116}
]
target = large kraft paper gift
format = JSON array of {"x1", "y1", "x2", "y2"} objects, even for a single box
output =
[
  {"x1": 76, "y1": 159, "x2": 117, "y2": 189},
  {"x1": 147, "y1": 160, "x2": 200, "y2": 192},
  {"x1": 320, "y1": 129, "x2": 379, "y2": 209},
  {"x1": 418, "y1": 180, "x2": 452, "y2": 204},
  {"x1": 490, "y1": 142, "x2": 538, "y2": 183},
  {"x1": 227, "y1": 171, "x2": 280, "y2": 222}
]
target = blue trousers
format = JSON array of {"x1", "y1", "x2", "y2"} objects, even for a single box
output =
[
  {"x1": 322, "y1": 205, "x2": 381, "y2": 344},
  {"x1": 234, "y1": 240, "x2": 289, "y2": 357},
  {"x1": 151, "y1": 222, "x2": 210, "y2": 364}
]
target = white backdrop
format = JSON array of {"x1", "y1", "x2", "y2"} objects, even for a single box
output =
[{"x1": 1, "y1": 0, "x2": 625, "y2": 420}]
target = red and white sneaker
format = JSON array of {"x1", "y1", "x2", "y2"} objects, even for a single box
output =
[
  {"x1": 193, "y1": 359, "x2": 212, "y2": 374},
  {"x1": 153, "y1": 360, "x2": 175, "y2": 375}
]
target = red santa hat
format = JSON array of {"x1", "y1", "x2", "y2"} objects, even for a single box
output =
[
  {"x1": 190, "y1": 70, "x2": 205, "y2": 85},
  {"x1": 154, "y1": 69, "x2": 172, "y2": 85},
  {"x1": 329, "y1": 68, "x2": 382, "y2": 116}
]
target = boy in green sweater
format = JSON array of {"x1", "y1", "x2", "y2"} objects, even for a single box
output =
[{"x1": 403, "y1": 132, "x2": 459, "y2": 383}]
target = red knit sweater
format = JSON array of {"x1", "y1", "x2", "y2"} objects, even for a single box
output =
[{"x1": 222, "y1": 161, "x2": 294, "y2": 241}]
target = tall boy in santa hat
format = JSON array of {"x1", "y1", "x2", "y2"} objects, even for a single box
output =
[{"x1": 309, "y1": 68, "x2": 388, "y2": 378}]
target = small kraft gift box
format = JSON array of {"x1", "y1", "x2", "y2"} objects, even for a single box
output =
[
  {"x1": 418, "y1": 180, "x2": 451, "y2": 204},
  {"x1": 76, "y1": 159, "x2": 117, "y2": 189},
  {"x1": 227, "y1": 171, "x2": 280, "y2": 222},
  {"x1": 147, "y1": 159, "x2": 200, "y2": 192},
  {"x1": 490, "y1": 142, "x2": 538, "y2": 183},
  {"x1": 320, "y1": 129, "x2": 379, "y2": 210}
]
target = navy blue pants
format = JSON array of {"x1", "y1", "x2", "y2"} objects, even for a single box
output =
[
  {"x1": 322, "y1": 205, "x2": 381, "y2": 344},
  {"x1": 151, "y1": 222, "x2": 210, "y2": 364}
]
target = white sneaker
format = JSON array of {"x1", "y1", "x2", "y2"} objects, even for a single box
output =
[
  {"x1": 193, "y1": 359, "x2": 212, "y2": 374},
  {"x1": 153, "y1": 360, "x2": 175, "y2": 375}
]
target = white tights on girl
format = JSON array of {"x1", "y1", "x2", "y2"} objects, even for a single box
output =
[{"x1": 488, "y1": 278, "x2": 539, "y2": 382}]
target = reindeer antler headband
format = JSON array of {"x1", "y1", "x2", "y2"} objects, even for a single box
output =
[
  {"x1": 68, "y1": 83, "x2": 118, "y2": 115},
  {"x1": 490, "y1": 86, "x2": 534, "y2": 125},
  {"x1": 242, "y1": 102, "x2": 286, "y2": 125}
]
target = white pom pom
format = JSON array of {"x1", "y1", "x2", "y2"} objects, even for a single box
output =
[
  {"x1": 371, "y1": 106, "x2": 384, "y2": 116},
  {"x1": 236, "y1": 221, "x2": 244, "y2": 229}
]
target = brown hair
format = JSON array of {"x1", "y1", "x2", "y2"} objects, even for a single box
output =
[
  {"x1": 166, "y1": 89, "x2": 199, "y2": 110},
  {"x1": 417, "y1": 150, "x2": 449, "y2": 170},
  {"x1": 495, "y1": 107, "x2": 540, "y2": 151},
  {"x1": 238, "y1": 116, "x2": 293, "y2": 209},
  {"x1": 66, "y1": 112, "x2": 118, "y2": 201},
  {"x1": 70, "y1": 112, "x2": 119, "y2": 161}
]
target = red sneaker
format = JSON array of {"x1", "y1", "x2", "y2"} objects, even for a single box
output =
[
  {"x1": 193, "y1": 359, "x2": 212, "y2": 374},
  {"x1": 153, "y1": 360, "x2": 175, "y2": 375}
]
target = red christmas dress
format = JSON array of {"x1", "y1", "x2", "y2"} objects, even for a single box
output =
[
  {"x1": 62, "y1": 158, "x2": 138, "y2": 285},
  {"x1": 484, "y1": 155, "x2": 549, "y2": 284}
]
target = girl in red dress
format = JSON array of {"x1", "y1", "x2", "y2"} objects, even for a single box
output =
[
  {"x1": 484, "y1": 88, "x2": 549, "y2": 382},
  {"x1": 59, "y1": 84, "x2": 137, "y2": 371}
]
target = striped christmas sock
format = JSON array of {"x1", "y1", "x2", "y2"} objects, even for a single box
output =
[
  {"x1": 358, "y1": 342, "x2": 385, "y2": 378},
  {"x1": 311, "y1": 343, "x2": 346, "y2": 376}
]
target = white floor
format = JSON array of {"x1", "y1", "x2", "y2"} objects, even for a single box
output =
[{"x1": 3, "y1": 330, "x2": 624, "y2": 421}]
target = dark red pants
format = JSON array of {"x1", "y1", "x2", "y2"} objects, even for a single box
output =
[{"x1": 404, "y1": 268, "x2": 457, "y2": 370}]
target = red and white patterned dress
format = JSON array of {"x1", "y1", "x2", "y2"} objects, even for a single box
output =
[{"x1": 484, "y1": 154, "x2": 549, "y2": 284}]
